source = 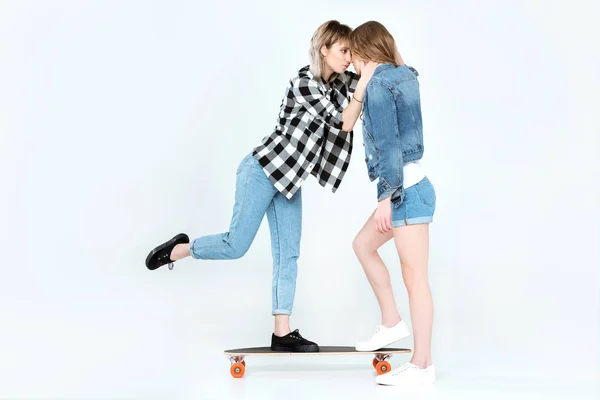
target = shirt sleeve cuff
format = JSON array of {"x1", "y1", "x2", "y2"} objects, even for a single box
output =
[
  {"x1": 325, "y1": 109, "x2": 343, "y2": 130},
  {"x1": 377, "y1": 186, "x2": 402, "y2": 202}
]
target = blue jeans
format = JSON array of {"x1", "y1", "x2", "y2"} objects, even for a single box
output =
[{"x1": 189, "y1": 152, "x2": 302, "y2": 315}]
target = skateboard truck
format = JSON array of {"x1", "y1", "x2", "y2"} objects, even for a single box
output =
[
  {"x1": 228, "y1": 356, "x2": 245, "y2": 364},
  {"x1": 374, "y1": 353, "x2": 391, "y2": 362}
]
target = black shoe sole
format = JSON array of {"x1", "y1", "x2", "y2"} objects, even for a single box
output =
[
  {"x1": 270, "y1": 344, "x2": 320, "y2": 353},
  {"x1": 145, "y1": 233, "x2": 190, "y2": 270}
]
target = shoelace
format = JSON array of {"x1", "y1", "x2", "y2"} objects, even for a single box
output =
[
  {"x1": 368, "y1": 326, "x2": 383, "y2": 340},
  {"x1": 391, "y1": 363, "x2": 417, "y2": 376},
  {"x1": 158, "y1": 253, "x2": 174, "y2": 270},
  {"x1": 289, "y1": 329, "x2": 304, "y2": 341}
]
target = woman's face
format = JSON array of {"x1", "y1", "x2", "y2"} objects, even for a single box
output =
[{"x1": 321, "y1": 41, "x2": 352, "y2": 74}]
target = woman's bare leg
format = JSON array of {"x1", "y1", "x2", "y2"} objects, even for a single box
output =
[
  {"x1": 392, "y1": 223, "x2": 433, "y2": 368},
  {"x1": 352, "y1": 210, "x2": 400, "y2": 327}
]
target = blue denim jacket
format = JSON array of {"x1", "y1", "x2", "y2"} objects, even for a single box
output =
[{"x1": 362, "y1": 64, "x2": 424, "y2": 206}]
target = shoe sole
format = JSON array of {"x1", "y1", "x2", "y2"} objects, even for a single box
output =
[
  {"x1": 355, "y1": 333, "x2": 410, "y2": 352},
  {"x1": 270, "y1": 344, "x2": 320, "y2": 352},
  {"x1": 145, "y1": 233, "x2": 189, "y2": 270},
  {"x1": 376, "y1": 379, "x2": 436, "y2": 386}
]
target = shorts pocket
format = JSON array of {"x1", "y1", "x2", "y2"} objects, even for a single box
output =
[{"x1": 414, "y1": 178, "x2": 436, "y2": 209}]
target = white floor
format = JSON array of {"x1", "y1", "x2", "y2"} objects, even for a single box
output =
[
  {"x1": 2, "y1": 353, "x2": 598, "y2": 399},
  {"x1": 162, "y1": 357, "x2": 599, "y2": 400}
]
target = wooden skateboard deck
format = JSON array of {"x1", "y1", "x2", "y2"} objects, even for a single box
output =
[{"x1": 224, "y1": 346, "x2": 411, "y2": 378}]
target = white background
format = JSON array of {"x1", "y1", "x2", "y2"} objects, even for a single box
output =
[{"x1": 1, "y1": 0, "x2": 598, "y2": 398}]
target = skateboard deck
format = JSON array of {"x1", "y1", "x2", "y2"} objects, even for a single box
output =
[{"x1": 224, "y1": 346, "x2": 411, "y2": 378}]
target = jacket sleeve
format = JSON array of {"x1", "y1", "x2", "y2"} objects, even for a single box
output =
[
  {"x1": 344, "y1": 71, "x2": 361, "y2": 94},
  {"x1": 367, "y1": 82, "x2": 404, "y2": 202},
  {"x1": 291, "y1": 77, "x2": 344, "y2": 135}
]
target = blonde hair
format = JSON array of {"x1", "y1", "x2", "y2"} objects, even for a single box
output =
[
  {"x1": 350, "y1": 21, "x2": 400, "y2": 66},
  {"x1": 309, "y1": 20, "x2": 352, "y2": 80}
]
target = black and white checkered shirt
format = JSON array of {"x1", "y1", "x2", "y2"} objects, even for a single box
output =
[{"x1": 253, "y1": 66, "x2": 360, "y2": 199}]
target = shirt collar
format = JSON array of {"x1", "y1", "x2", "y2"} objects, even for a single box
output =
[
  {"x1": 373, "y1": 63, "x2": 396, "y2": 76},
  {"x1": 302, "y1": 65, "x2": 346, "y2": 91}
]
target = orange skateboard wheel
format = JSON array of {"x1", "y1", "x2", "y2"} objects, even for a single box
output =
[
  {"x1": 376, "y1": 360, "x2": 391, "y2": 375},
  {"x1": 372, "y1": 357, "x2": 379, "y2": 369},
  {"x1": 230, "y1": 362, "x2": 245, "y2": 378}
]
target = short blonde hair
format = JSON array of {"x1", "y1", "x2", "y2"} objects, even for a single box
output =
[
  {"x1": 309, "y1": 20, "x2": 352, "y2": 80},
  {"x1": 350, "y1": 21, "x2": 399, "y2": 66}
]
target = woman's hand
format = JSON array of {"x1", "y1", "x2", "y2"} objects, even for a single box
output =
[
  {"x1": 374, "y1": 197, "x2": 392, "y2": 234},
  {"x1": 352, "y1": 61, "x2": 378, "y2": 107},
  {"x1": 357, "y1": 61, "x2": 378, "y2": 90}
]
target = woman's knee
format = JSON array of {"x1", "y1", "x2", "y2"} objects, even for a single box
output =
[
  {"x1": 352, "y1": 235, "x2": 364, "y2": 255},
  {"x1": 224, "y1": 236, "x2": 251, "y2": 259},
  {"x1": 352, "y1": 234, "x2": 373, "y2": 255},
  {"x1": 401, "y1": 265, "x2": 429, "y2": 291},
  {"x1": 231, "y1": 242, "x2": 251, "y2": 259}
]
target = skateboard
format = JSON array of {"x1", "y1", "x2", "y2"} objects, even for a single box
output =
[{"x1": 223, "y1": 346, "x2": 411, "y2": 378}]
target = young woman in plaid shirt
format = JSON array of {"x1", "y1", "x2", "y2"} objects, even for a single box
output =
[{"x1": 145, "y1": 21, "x2": 376, "y2": 352}]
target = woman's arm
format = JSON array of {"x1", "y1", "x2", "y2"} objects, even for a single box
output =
[
  {"x1": 367, "y1": 81, "x2": 403, "y2": 233},
  {"x1": 368, "y1": 81, "x2": 403, "y2": 202},
  {"x1": 341, "y1": 83, "x2": 365, "y2": 132},
  {"x1": 341, "y1": 62, "x2": 377, "y2": 132},
  {"x1": 291, "y1": 63, "x2": 377, "y2": 134}
]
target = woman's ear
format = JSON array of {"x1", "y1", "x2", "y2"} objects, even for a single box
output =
[{"x1": 320, "y1": 45, "x2": 329, "y2": 58}]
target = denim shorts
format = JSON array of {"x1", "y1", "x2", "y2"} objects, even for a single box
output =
[{"x1": 392, "y1": 177, "x2": 436, "y2": 227}]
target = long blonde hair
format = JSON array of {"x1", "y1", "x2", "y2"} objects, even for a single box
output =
[
  {"x1": 350, "y1": 21, "x2": 401, "y2": 66},
  {"x1": 309, "y1": 20, "x2": 352, "y2": 80}
]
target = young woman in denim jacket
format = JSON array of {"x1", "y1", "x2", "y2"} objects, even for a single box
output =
[
  {"x1": 350, "y1": 21, "x2": 437, "y2": 385},
  {"x1": 143, "y1": 21, "x2": 376, "y2": 353}
]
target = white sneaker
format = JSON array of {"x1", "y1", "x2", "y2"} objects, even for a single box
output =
[
  {"x1": 355, "y1": 320, "x2": 410, "y2": 351},
  {"x1": 376, "y1": 363, "x2": 436, "y2": 385}
]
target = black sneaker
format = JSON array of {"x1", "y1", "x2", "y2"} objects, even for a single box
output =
[
  {"x1": 270, "y1": 329, "x2": 320, "y2": 352},
  {"x1": 145, "y1": 233, "x2": 190, "y2": 270}
]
